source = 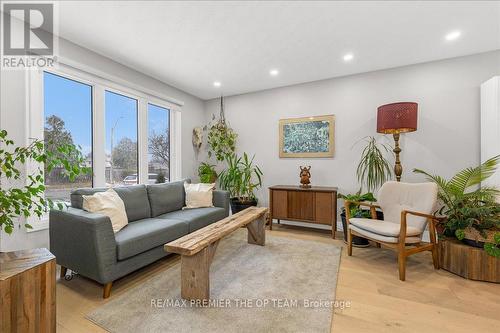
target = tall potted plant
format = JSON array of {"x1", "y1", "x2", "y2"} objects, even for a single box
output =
[
  {"x1": 218, "y1": 152, "x2": 263, "y2": 213},
  {"x1": 0, "y1": 129, "x2": 90, "y2": 235},
  {"x1": 339, "y1": 136, "x2": 393, "y2": 246}
]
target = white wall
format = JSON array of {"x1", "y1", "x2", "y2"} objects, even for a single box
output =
[
  {"x1": 0, "y1": 38, "x2": 206, "y2": 251},
  {"x1": 481, "y1": 76, "x2": 500, "y2": 190},
  {"x1": 204, "y1": 51, "x2": 500, "y2": 222}
]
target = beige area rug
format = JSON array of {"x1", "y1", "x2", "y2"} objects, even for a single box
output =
[{"x1": 86, "y1": 229, "x2": 341, "y2": 333}]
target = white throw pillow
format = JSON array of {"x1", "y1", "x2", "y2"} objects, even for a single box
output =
[
  {"x1": 82, "y1": 189, "x2": 128, "y2": 233},
  {"x1": 184, "y1": 183, "x2": 215, "y2": 209}
]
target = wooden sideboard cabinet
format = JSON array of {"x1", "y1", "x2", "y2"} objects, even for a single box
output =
[{"x1": 269, "y1": 185, "x2": 338, "y2": 238}]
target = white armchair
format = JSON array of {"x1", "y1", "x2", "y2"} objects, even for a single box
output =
[{"x1": 345, "y1": 181, "x2": 440, "y2": 281}]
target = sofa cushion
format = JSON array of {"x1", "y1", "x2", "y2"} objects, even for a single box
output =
[
  {"x1": 71, "y1": 187, "x2": 107, "y2": 209},
  {"x1": 82, "y1": 189, "x2": 128, "y2": 233},
  {"x1": 184, "y1": 183, "x2": 215, "y2": 209},
  {"x1": 114, "y1": 218, "x2": 188, "y2": 260},
  {"x1": 114, "y1": 185, "x2": 151, "y2": 222},
  {"x1": 71, "y1": 185, "x2": 151, "y2": 222},
  {"x1": 158, "y1": 207, "x2": 227, "y2": 233},
  {"x1": 147, "y1": 179, "x2": 189, "y2": 217}
]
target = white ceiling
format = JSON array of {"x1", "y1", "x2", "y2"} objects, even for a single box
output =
[{"x1": 57, "y1": 1, "x2": 500, "y2": 100}]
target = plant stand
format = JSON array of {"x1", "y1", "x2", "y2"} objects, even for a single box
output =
[
  {"x1": 0, "y1": 248, "x2": 56, "y2": 331},
  {"x1": 438, "y1": 238, "x2": 500, "y2": 283}
]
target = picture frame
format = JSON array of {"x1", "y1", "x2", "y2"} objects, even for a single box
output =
[{"x1": 279, "y1": 115, "x2": 335, "y2": 158}]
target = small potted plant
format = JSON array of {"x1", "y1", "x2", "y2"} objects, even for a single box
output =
[
  {"x1": 339, "y1": 136, "x2": 392, "y2": 246},
  {"x1": 218, "y1": 152, "x2": 263, "y2": 213},
  {"x1": 198, "y1": 162, "x2": 218, "y2": 183}
]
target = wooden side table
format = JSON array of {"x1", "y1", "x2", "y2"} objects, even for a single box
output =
[
  {"x1": 0, "y1": 248, "x2": 56, "y2": 332},
  {"x1": 269, "y1": 185, "x2": 338, "y2": 238}
]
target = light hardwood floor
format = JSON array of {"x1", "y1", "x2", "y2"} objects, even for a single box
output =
[{"x1": 56, "y1": 223, "x2": 500, "y2": 333}]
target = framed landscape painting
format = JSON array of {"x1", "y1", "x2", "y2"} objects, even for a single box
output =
[{"x1": 279, "y1": 115, "x2": 335, "y2": 158}]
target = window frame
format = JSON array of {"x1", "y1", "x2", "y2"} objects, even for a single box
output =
[
  {"x1": 147, "y1": 102, "x2": 172, "y2": 183},
  {"x1": 104, "y1": 88, "x2": 139, "y2": 186},
  {"x1": 27, "y1": 64, "x2": 183, "y2": 231},
  {"x1": 42, "y1": 71, "x2": 95, "y2": 191}
]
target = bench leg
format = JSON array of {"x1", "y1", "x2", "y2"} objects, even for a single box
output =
[
  {"x1": 181, "y1": 241, "x2": 218, "y2": 300},
  {"x1": 247, "y1": 216, "x2": 266, "y2": 246}
]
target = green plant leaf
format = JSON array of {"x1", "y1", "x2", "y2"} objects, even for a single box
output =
[
  {"x1": 355, "y1": 136, "x2": 392, "y2": 192},
  {"x1": 0, "y1": 130, "x2": 90, "y2": 236},
  {"x1": 448, "y1": 155, "x2": 500, "y2": 196},
  {"x1": 455, "y1": 229, "x2": 465, "y2": 240}
]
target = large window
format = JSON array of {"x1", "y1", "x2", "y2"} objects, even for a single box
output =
[
  {"x1": 148, "y1": 103, "x2": 170, "y2": 184},
  {"x1": 43, "y1": 72, "x2": 92, "y2": 201},
  {"x1": 105, "y1": 91, "x2": 138, "y2": 186},
  {"x1": 39, "y1": 67, "x2": 180, "y2": 207}
]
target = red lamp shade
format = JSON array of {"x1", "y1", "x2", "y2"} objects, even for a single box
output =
[{"x1": 377, "y1": 102, "x2": 418, "y2": 134}]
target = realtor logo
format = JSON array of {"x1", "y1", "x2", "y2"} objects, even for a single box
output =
[
  {"x1": 2, "y1": 3, "x2": 54, "y2": 55},
  {"x1": 1, "y1": 2, "x2": 57, "y2": 68}
]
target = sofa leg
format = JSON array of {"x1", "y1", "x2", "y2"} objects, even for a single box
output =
[
  {"x1": 60, "y1": 266, "x2": 68, "y2": 279},
  {"x1": 103, "y1": 282, "x2": 113, "y2": 299}
]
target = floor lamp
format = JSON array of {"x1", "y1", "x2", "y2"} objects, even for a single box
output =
[{"x1": 376, "y1": 102, "x2": 418, "y2": 182}]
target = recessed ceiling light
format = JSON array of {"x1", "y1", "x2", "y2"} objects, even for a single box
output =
[
  {"x1": 213, "y1": 81, "x2": 221, "y2": 87},
  {"x1": 343, "y1": 53, "x2": 354, "y2": 62},
  {"x1": 445, "y1": 30, "x2": 461, "y2": 41},
  {"x1": 270, "y1": 69, "x2": 279, "y2": 76}
]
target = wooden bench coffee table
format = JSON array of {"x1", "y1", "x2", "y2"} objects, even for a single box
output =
[{"x1": 164, "y1": 206, "x2": 268, "y2": 300}]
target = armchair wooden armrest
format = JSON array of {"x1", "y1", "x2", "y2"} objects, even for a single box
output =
[
  {"x1": 402, "y1": 210, "x2": 439, "y2": 221},
  {"x1": 344, "y1": 200, "x2": 381, "y2": 221},
  {"x1": 400, "y1": 210, "x2": 439, "y2": 245}
]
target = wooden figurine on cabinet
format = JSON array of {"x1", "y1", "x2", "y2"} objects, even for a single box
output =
[{"x1": 299, "y1": 166, "x2": 311, "y2": 188}]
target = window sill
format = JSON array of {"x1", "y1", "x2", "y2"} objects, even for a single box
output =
[{"x1": 26, "y1": 217, "x2": 49, "y2": 233}]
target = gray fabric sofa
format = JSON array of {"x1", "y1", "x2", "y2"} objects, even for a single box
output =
[{"x1": 49, "y1": 180, "x2": 229, "y2": 298}]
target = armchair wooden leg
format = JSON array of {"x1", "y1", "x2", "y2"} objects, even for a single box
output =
[
  {"x1": 60, "y1": 266, "x2": 68, "y2": 279},
  {"x1": 428, "y1": 219, "x2": 440, "y2": 270},
  {"x1": 398, "y1": 252, "x2": 406, "y2": 281},
  {"x1": 431, "y1": 244, "x2": 439, "y2": 269},
  {"x1": 347, "y1": 229, "x2": 353, "y2": 256},
  {"x1": 103, "y1": 282, "x2": 113, "y2": 299}
]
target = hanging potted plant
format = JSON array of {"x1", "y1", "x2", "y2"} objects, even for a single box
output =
[
  {"x1": 205, "y1": 96, "x2": 237, "y2": 162},
  {"x1": 218, "y1": 153, "x2": 263, "y2": 213},
  {"x1": 339, "y1": 136, "x2": 393, "y2": 246}
]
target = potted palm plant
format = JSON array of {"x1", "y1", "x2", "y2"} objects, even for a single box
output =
[
  {"x1": 414, "y1": 155, "x2": 500, "y2": 255},
  {"x1": 218, "y1": 152, "x2": 263, "y2": 214},
  {"x1": 339, "y1": 136, "x2": 393, "y2": 246}
]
